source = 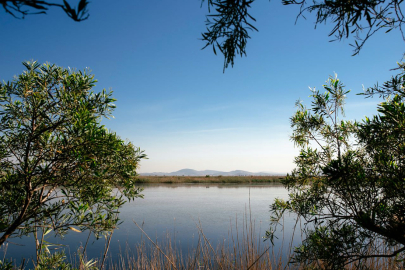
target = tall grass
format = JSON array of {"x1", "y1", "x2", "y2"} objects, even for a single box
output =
[
  {"x1": 2, "y1": 197, "x2": 404, "y2": 269},
  {"x1": 2, "y1": 218, "x2": 404, "y2": 269},
  {"x1": 135, "y1": 175, "x2": 284, "y2": 184},
  {"x1": 108, "y1": 217, "x2": 286, "y2": 270},
  {"x1": 103, "y1": 222, "x2": 404, "y2": 270}
]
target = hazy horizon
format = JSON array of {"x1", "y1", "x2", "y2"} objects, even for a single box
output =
[{"x1": 139, "y1": 168, "x2": 287, "y2": 175}]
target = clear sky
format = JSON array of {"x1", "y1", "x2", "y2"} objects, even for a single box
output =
[{"x1": 1, "y1": 1, "x2": 403, "y2": 174}]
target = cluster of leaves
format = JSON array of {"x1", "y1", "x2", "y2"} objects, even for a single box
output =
[
  {"x1": 201, "y1": 0, "x2": 257, "y2": 71},
  {"x1": 284, "y1": 0, "x2": 405, "y2": 55},
  {"x1": 0, "y1": 62, "x2": 146, "y2": 249},
  {"x1": 201, "y1": 0, "x2": 405, "y2": 69},
  {"x1": 35, "y1": 250, "x2": 74, "y2": 270},
  {"x1": 3, "y1": 1, "x2": 404, "y2": 71},
  {"x1": 1, "y1": 0, "x2": 90, "y2": 21},
  {"x1": 268, "y1": 64, "x2": 405, "y2": 269},
  {"x1": 0, "y1": 259, "x2": 12, "y2": 270},
  {"x1": 34, "y1": 245, "x2": 97, "y2": 270}
]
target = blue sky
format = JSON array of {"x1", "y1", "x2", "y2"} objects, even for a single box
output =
[{"x1": 1, "y1": 0, "x2": 403, "y2": 173}]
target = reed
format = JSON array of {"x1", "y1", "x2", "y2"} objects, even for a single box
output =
[
  {"x1": 135, "y1": 175, "x2": 284, "y2": 184},
  {"x1": 102, "y1": 230, "x2": 404, "y2": 270},
  {"x1": 107, "y1": 219, "x2": 285, "y2": 270},
  {"x1": 101, "y1": 213, "x2": 404, "y2": 270},
  {"x1": 2, "y1": 222, "x2": 404, "y2": 269},
  {"x1": 2, "y1": 202, "x2": 404, "y2": 269}
]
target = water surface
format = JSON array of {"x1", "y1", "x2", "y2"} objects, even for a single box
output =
[{"x1": 2, "y1": 183, "x2": 300, "y2": 265}]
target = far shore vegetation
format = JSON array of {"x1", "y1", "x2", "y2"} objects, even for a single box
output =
[{"x1": 134, "y1": 175, "x2": 285, "y2": 184}]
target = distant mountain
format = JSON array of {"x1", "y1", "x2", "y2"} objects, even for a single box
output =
[{"x1": 140, "y1": 169, "x2": 285, "y2": 176}]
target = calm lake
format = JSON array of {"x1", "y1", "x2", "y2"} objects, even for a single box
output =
[{"x1": 2, "y1": 183, "x2": 301, "y2": 266}]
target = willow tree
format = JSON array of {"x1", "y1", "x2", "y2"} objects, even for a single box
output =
[
  {"x1": 4, "y1": 2, "x2": 403, "y2": 72},
  {"x1": 1, "y1": 0, "x2": 89, "y2": 21},
  {"x1": 269, "y1": 65, "x2": 405, "y2": 268},
  {"x1": 201, "y1": 0, "x2": 405, "y2": 69},
  {"x1": 0, "y1": 62, "x2": 146, "y2": 250}
]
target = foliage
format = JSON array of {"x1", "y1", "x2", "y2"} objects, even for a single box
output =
[
  {"x1": 4, "y1": 1, "x2": 402, "y2": 71},
  {"x1": 0, "y1": 259, "x2": 12, "y2": 270},
  {"x1": 283, "y1": 0, "x2": 405, "y2": 55},
  {"x1": 0, "y1": 61, "x2": 146, "y2": 255},
  {"x1": 201, "y1": 0, "x2": 405, "y2": 69},
  {"x1": 36, "y1": 250, "x2": 73, "y2": 270},
  {"x1": 34, "y1": 247, "x2": 97, "y2": 270},
  {"x1": 1, "y1": 0, "x2": 89, "y2": 21},
  {"x1": 201, "y1": 0, "x2": 257, "y2": 71},
  {"x1": 268, "y1": 66, "x2": 405, "y2": 269}
]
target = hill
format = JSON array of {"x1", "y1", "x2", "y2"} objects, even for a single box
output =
[{"x1": 139, "y1": 169, "x2": 284, "y2": 176}]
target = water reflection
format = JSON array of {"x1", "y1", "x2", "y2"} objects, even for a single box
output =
[{"x1": 2, "y1": 184, "x2": 300, "y2": 266}]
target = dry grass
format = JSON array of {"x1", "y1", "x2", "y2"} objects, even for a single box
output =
[
  {"x1": 108, "y1": 218, "x2": 288, "y2": 270},
  {"x1": 3, "y1": 220, "x2": 404, "y2": 270},
  {"x1": 134, "y1": 175, "x2": 285, "y2": 184},
  {"x1": 104, "y1": 230, "x2": 404, "y2": 270},
  {"x1": 100, "y1": 213, "x2": 405, "y2": 270},
  {"x1": 101, "y1": 215, "x2": 404, "y2": 270},
  {"x1": 3, "y1": 186, "x2": 404, "y2": 269}
]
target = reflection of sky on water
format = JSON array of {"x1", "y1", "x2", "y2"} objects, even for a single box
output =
[{"x1": 2, "y1": 184, "x2": 301, "y2": 267}]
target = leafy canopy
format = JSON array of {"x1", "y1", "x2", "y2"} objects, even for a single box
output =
[
  {"x1": 268, "y1": 64, "x2": 405, "y2": 268},
  {"x1": 1, "y1": 0, "x2": 89, "y2": 21},
  {"x1": 4, "y1": 1, "x2": 403, "y2": 71},
  {"x1": 201, "y1": 0, "x2": 405, "y2": 70},
  {"x1": 0, "y1": 61, "x2": 146, "y2": 248}
]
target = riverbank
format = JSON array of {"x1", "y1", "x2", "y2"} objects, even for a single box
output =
[{"x1": 135, "y1": 175, "x2": 285, "y2": 184}]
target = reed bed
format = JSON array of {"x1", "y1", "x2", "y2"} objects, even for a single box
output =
[
  {"x1": 99, "y1": 212, "x2": 404, "y2": 270},
  {"x1": 3, "y1": 220, "x2": 404, "y2": 269},
  {"x1": 135, "y1": 175, "x2": 284, "y2": 184},
  {"x1": 108, "y1": 217, "x2": 287, "y2": 270},
  {"x1": 103, "y1": 228, "x2": 404, "y2": 270},
  {"x1": 99, "y1": 209, "x2": 403, "y2": 270},
  {"x1": 2, "y1": 199, "x2": 404, "y2": 269}
]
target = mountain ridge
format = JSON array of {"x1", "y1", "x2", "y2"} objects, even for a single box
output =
[{"x1": 140, "y1": 168, "x2": 285, "y2": 176}]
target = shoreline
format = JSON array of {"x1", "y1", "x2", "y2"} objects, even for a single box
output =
[{"x1": 135, "y1": 175, "x2": 285, "y2": 184}]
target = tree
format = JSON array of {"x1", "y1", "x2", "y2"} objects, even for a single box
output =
[
  {"x1": 201, "y1": 0, "x2": 405, "y2": 70},
  {"x1": 0, "y1": 62, "x2": 146, "y2": 253},
  {"x1": 268, "y1": 65, "x2": 405, "y2": 268},
  {"x1": 1, "y1": 0, "x2": 89, "y2": 21},
  {"x1": 4, "y1": 1, "x2": 403, "y2": 71}
]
